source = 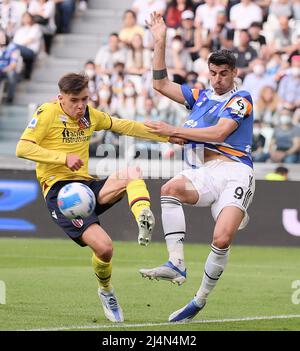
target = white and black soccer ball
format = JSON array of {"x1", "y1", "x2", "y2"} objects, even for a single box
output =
[{"x1": 57, "y1": 182, "x2": 96, "y2": 219}]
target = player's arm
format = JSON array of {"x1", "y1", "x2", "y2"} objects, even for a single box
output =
[
  {"x1": 144, "y1": 95, "x2": 253, "y2": 142},
  {"x1": 109, "y1": 116, "x2": 170, "y2": 142},
  {"x1": 144, "y1": 118, "x2": 237, "y2": 143},
  {"x1": 16, "y1": 139, "x2": 66, "y2": 165},
  {"x1": 15, "y1": 105, "x2": 83, "y2": 171},
  {"x1": 95, "y1": 110, "x2": 185, "y2": 144},
  {"x1": 147, "y1": 12, "x2": 185, "y2": 104}
]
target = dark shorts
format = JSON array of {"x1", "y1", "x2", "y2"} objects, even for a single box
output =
[{"x1": 45, "y1": 179, "x2": 122, "y2": 247}]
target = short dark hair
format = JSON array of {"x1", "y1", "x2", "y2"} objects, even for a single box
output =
[
  {"x1": 58, "y1": 73, "x2": 89, "y2": 94},
  {"x1": 208, "y1": 49, "x2": 236, "y2": 69},
  {"x1": 275, "y1": 166, "x2": 289, "y2": 175}
]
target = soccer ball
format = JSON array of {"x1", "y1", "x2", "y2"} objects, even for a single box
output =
[{"x1": 57, "y1": 182, "x2": 96, "y2": 219}]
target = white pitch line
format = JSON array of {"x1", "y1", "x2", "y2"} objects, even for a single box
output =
[{"x1": 26, "y1": 314, "x2": 300, "y2": 331}]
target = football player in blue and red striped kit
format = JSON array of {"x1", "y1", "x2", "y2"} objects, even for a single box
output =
[{"x1": 139, "y1": 12, "x2": 255, "y2": 322}]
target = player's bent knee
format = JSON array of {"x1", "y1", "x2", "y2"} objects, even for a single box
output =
[
  {"x1": 161, "y1": 181, "x2": 184, "y2": 200},
  {"x1": 93, "y1": 239, "x2": 113, "y2": 262},
  {"x1": 212, "y1": 235, "x2": 231, "y2": 250}
]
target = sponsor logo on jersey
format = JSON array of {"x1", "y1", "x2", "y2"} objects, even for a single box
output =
[
  {"x1": 184, "y1": 120, "x2": 198, "y2": 128},
  {"x1": 209, "y1": 105, "x2": 218, "y2": 114},
  {"x1": 72, "y1": 219, "x2": 84, "y2": 228}
]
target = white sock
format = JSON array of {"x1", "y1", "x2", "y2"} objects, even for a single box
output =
[
  {"x1": 195, "y1": 244, "x2": 230, "y2": 306},
  {"x1": 161, "y1": 196, "x2": 186, "y2": 271}
]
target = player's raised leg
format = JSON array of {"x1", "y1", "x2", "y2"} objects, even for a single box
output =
[
  {"x1": 169, "y1": 206, "x2": 243, "y2": 322},
  {"x1": 81, "y1": 224, "x2": 124, "y2": 323},
  {"x1": 139, "y1": 176, "x2": 198, "y2": 285},
  {"x1": 98, "y1": 166, "x2": 155, "y2": 246}
]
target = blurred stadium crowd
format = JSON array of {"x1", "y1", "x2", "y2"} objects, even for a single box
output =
[{"x1": 1, "y1": 0, "x2": 300, "y2": 163}]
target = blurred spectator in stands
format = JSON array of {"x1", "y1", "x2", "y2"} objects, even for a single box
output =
[
  {"x1": 242, "y1": 58, "x2": 276, "y2": 103},
  {"x1": 125, "y1": 33, "x2": 151, "y2": 93},
  {"x1": 269, "y1": 16, "x2": 296, "y2": 56},
  {"x1": 293, "y1": 0, "x2": 300, "y2": 20},
  {"x1": 277, "y1": 55, "x2": 300, "y2": 111},
  {"x1": 232, "y1": 29, "x2": 258, "y2": 80},
  {"x1": 194, "y1": 0, "x2": 225, "y2": 31},
  {"x1": 135, "y1": 96, "x2": 162, "y2": 158},
  {"x1": 269, "y1": 108, "x2": 300, "y2": 163},
  {"x1": 132, "y1": 0, "x2": 166, "y2": 28},
  {"x1": 206, "y1": 9, "x2": 234, "y2": 51},
  {"x1": 254, "y1": 85, "x2": 280, "y2": 126},
  {"x1": 252, "y1": 120, "x2": 269, "y2": 162},
  {"x1": 248, "y1": 22, "x2": 267, "y2": 59},
  {"x1": 28, "y1": 0, "x2": 56, "y2": 54},
  {"x1": 84, "y1": 60, "x2": 98, "y2": 108},
  {"x1": 192, "y1": 45, "x2": 210, "y2": 84},
  {"x1": 0, "y1": 27, "x2": 20, "y2": 103},
  {"x1": 269, "y1": 0, "x2": 292, "y2": 21},
  {"x1": 176, "y1": 10, "x2": 201, "y2": 61},
  {"x1": 185, "y1": 70, "x2": 198, "y2": 88},
  {"x1": 55, "y1": 0, "x2": 75, "y2": 33},
  {"x1": 229, "y1": 0, "x2": 263, "y2": 30},
  {"x1": 13, "y1": 12, "x2": 42, "y2": 79},
  {"x1": 110, "y1": 61, "x2": 126, "y2": 114},
  {"x1": 116, "y1": 80, "x2": 144, "y2": 120},
  {"x1": 94, "y1": 33, "x2": 127, "y2": 76},
  {"x1": 119, "y1": 9, "x2": 145, "y2": 46},
  {"x1": 97, "y1": 83, "x2": 112, "y2": 113},
  {"x1": 266, "y1": 51, "x2": 284, "y2": 76},
  {"x1": 0, "y1": 0, "x2": 26, "y2": 37},
  {"x1": 166, "y1": 34, "x2": 193, "y2": 84},
  {"x1": 265, "y1": 165, "x2": 289, "y2": 181},
  {"x1": 288, "y1": 34, "x2": 300, "y2": 63},
  {"x1": 165, "y1": 0, "x2": 194, "y2": 29}
]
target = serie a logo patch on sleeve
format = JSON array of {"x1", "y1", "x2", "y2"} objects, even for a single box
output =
[{"x1": 27, "y1": 118, "x2": 38, "y2": 129}]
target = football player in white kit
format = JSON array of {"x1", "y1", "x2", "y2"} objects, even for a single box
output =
[{"x1": 139, "y1": 12, "x2": 255, "y2": 322}]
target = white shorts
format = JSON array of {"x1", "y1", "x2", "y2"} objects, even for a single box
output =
[{"x1": 179, "y1": 159, "x2": 255, "y2": 230}]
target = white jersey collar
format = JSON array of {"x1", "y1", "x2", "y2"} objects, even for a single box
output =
[{"x1": 207, "y1": 86, "x2": 238, "y2": 101}]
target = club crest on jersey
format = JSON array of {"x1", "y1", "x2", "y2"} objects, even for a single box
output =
[
  {"x1": 78, "y1": 116, "x2": 90, "y2": 129},
  {"x1": 72, "y1": 219, "x2": 84, "y2": 228},
  {"x1": 184, "y1": 120, "x2": 198, "y2": 128}
]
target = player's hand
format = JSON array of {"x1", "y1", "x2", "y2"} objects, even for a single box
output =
[
  {"x1": 144, "y1": 120, "x2": 175, "y2": 137},
  {"x1": 65, "y1": 154, "x2": 84, "y2": 171},
  {"x1": 145, "y1": 11, "x2": 167, "y2": 42},
  {"x1": 169, "y1": 136, "x2": 186, "y2": 145}
]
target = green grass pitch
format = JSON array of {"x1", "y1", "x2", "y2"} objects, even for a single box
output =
[{"x1": 0, "y1": 238, "x2": 300, "y2": 331}]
